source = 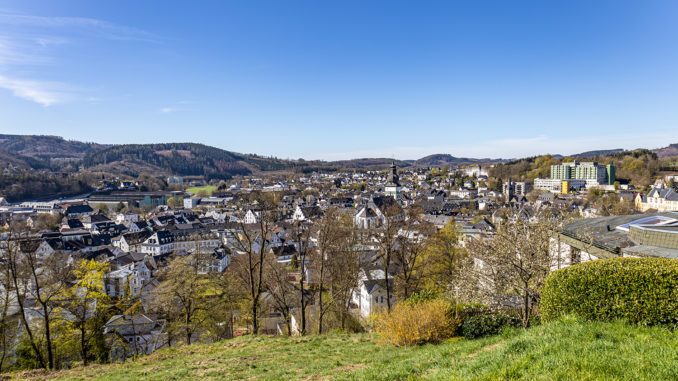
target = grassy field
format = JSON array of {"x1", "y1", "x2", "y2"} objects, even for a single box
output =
[
  {"x1": 10, "y1": 318, "x2": 678, "y2": 380},
  {"x1": 186, "y1": 185, "x2": 217, "y2": 196}
]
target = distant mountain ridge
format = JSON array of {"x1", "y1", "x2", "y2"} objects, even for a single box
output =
[
  {"x1": 0, "y1": 134, "x2": 108, "y2": 164},
  {"x1": 1, "y1": 134, "x2": 677, "y2": 179},
  {"x1": 569, "y1": 149, "x2": 625, "y2": 158},
  {"x1": 413, "y1": 154, "x2": 505, "y2": 167},
  {"x1": 654, "y1": 143, "x2": 678, "y2": 158}
]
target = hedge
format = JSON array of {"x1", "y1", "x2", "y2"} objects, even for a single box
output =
[
  {"x1": 541, "y1": 257, "x2": 678, "y2": 327},
  {"x1": 460, "y1": 313, "x2": 521, "y2": 339}
]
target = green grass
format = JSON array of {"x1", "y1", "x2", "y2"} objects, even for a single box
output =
[
  {"x1": 186, "y1": 185, "x2": 217, "y2": 196},
  {"x1": 11, "y1": 318, "x2": 678, "y2": 380}
]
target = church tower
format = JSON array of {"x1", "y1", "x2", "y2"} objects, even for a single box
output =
[{"x1": 385, "y1": 162, "x2": 402, "y2": 201}]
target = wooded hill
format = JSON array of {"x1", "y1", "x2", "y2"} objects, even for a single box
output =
[{"x1": 490, "y1": 149, "x2": 669, "y2": 189}]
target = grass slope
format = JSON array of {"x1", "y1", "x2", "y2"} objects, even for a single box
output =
[
  {"x1": 186, "y1": 185, "x2": 218, "y2": 196},
  {"x1": 11, "y1": 318, "x2": 678, "y2": 380}
]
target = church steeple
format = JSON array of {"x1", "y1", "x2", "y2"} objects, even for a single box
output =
[
  {"x1": 387, "y1": 162, "x2": 400, "y2": 186},
  {"x1": 385, "y1": 162, "x2": 402, "y2": 202}
]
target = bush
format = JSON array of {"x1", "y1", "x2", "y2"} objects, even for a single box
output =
[
  {"x1": 404, "y1": 289, "x2": 442, "y2": 305},
  {"x1": 376, "y1": 299, "x2": 459, "y2": 346},
  {"x1": 460, "y1": 313, "x2": 520, "y2": 339},
  {"x1": 541, "y1": 258, "x2": 678, "y2": 327}
]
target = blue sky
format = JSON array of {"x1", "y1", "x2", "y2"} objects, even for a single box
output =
[{"x1": 1, "y1": 1, "x2": 678, "y2": 160}]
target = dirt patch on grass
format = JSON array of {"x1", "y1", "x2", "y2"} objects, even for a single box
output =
[
  {"x1": 303, "y1": 375, "x2": 331, "y2": 381},
  {"x1": 467, "y1": 341, "x2": 504, "y2": 358},
  {"x1": 194, "y1": 359, "x2": 221, "y2": 366},
  {"x1": 193, "y1": 367, "x2": 221, "y2": 377},
  {"x1": 299, "y1": 363, "x2": 368, "y2": 380},
  {"x1": 223, "y1": 341, "x2": 246, "y2": 348},
  {"x1": 8, "y1": 365, "x2": 111, "y2": 381},
  {"x1": 334, "y1": 364, "x2": 366, "y2": 373},
  {"x1": 231, "y1": 356, "x2": 271, "y2": 362}
]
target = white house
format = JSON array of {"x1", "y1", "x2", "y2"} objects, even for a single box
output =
[
  {"x1": 352, "y1": 269, "x2": 395, "y2": 318},
  {"x1": 637, "y1": 188, "x2": 678, "y2": 212},
  {"x1": 141, "y1": 231, "x2": 175, "y2": 256},
  {"x1": 115, "y1": 213, "x2": 139, "y2": 225},
  {"x1": 105, "y1": 261, "x2": 152, "y2": 298},
  {"x1": 244, "y1": 209, "x2": 260, "y2": 224}
]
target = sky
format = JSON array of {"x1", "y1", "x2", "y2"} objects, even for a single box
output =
[{"x1": 1, "y1": 1, "x2": 678, "y2": 160}]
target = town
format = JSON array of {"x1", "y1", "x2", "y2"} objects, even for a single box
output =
[{"x1": 1, "y1": 148, "x2": 678, "y2": 371}]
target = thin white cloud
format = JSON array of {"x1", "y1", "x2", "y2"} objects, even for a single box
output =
[
  {"x1": 160, "y1": 107, "x2": 174, "y2": 113},
  {"x1": 0, "y1": 75, "x2": 71, "y2": 106},
  {"x1": 0, "y1": 10, "x2": 154, "y2": 106},
  {"x1": 0, "y1": 37, "x2": 50, "y2": 66},
  {"x1": 34, "y1": 37, "x2": 70, "y2": 47},
  {"x1": 0, "y1": 12, "x2": 154, "y2": 42}
]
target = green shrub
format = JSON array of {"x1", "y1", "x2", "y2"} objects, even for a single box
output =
[
  {"x1": 376, "y1": 299, "x2": 459, "y2": 346},
  {"x1": 541, "y1": 257, "x2": 678, "y2": 327},
  {"x1": 460, "y1": 312, "x2": 520, "y2": 339},
  {"x1": 404, "y1": 289, "x2": 443, "y2": 305}
]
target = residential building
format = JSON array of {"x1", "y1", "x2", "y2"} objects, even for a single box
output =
[
  {"x1": 636, "y1": 188, "x2": 678, "y2": 212},
  {"x1": 502, "y1": 178, "x2": 532, "y2": 201},
  {"x1": 141, "y1": 231, "x2": 175, "y2": 255},
  {"x1": 550, "y1": 161, "x2": 615, "y2": 185},
  {"x1": 104, "y1": 314, "x2": 166, "y2": 360}
]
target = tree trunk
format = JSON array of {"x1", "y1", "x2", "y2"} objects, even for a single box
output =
[
  {"x1": 299, "y1": 272, "x2": 306, "y2": 335},
  {"x1": 14, "y1": 292, "x2": 45, "y2": 368},
  {"x1": 10, "y1": 261, "x2": 46, "y2": 369},
  {"x1": 42, "y1": 304, "x2": 54, "y2": 370},
  {"x1": 385, "y1": 252, "x2": 392, "y2": 312},
  {"x1": 251, "y1": 303, "x2": 258, "y2": 334},
  {"x1": 185, "y1": 310, "x2": 192, "y2": 345},
  {"x1": 522, "y1": 282, "x2": 530, "y2": 329},
  {"x1": 317, "y1": 285, "x2": 323, "y2": 335},
  {"x1": 80, "y1": 322, "x2": 88, "y2": 366}
]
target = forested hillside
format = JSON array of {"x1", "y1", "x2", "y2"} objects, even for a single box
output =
[
  {"x1": 81, "y1": 143, "x2": 252, "y2": 179},
  {"x1": 0, "y1": 134, "x2": 107, "y2": 166},
  {"x1": 0, "y1": 171, "x2": 94, "y2": 202},
  {"x1": 490, "y1": 149, "x2": 665, "y2": 188}
]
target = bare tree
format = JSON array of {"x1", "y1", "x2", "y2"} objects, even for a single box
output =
[
  {"x1": 288, "y1": 221, "x2": 312, "y2": 335},
  {"x1": 327, "y1": 214, "x2": 364, "y2": 330},
  {"x1": 466, "y1": 213, "x2": 557, "y2": 328},
  {"x1": 0, "y1": 240, "x2": 17, "y2": 372},
  {"x1": 230, "y1": 192, "x2": 279, "y2": 334},
  {"x1": 262, "y1": 256, "x2": 295, "y2": 335},
  {"x1": 311, "y1": 207, "x2": 343, "y2": 334},
  {"x1": 392, "y1": 220, "x2": 434, "y2": 300},
  {"x1": 2, "y1": 222, "x2": 46, "y2": 369},
  {"x1": 3, "y1": 221, "x2": 71, "y2": 370},
  {"x1": 375, "y1": 204, "x2": 403, "y2": 312}
]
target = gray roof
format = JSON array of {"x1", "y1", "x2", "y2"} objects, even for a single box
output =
[
  {"x1": 560, "y1": 212, "x2": 678, "y2": 258},
  {"x1": 622, "y1": 245, "x2": 678, "y2": 259},
  {"x1": 648, "y1": 188, "x2": 678, "y2": 201}
]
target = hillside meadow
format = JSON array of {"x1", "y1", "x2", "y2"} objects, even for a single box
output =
[{"x1": 8, "y1": 317, "x2": 678, "y2": 381}]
